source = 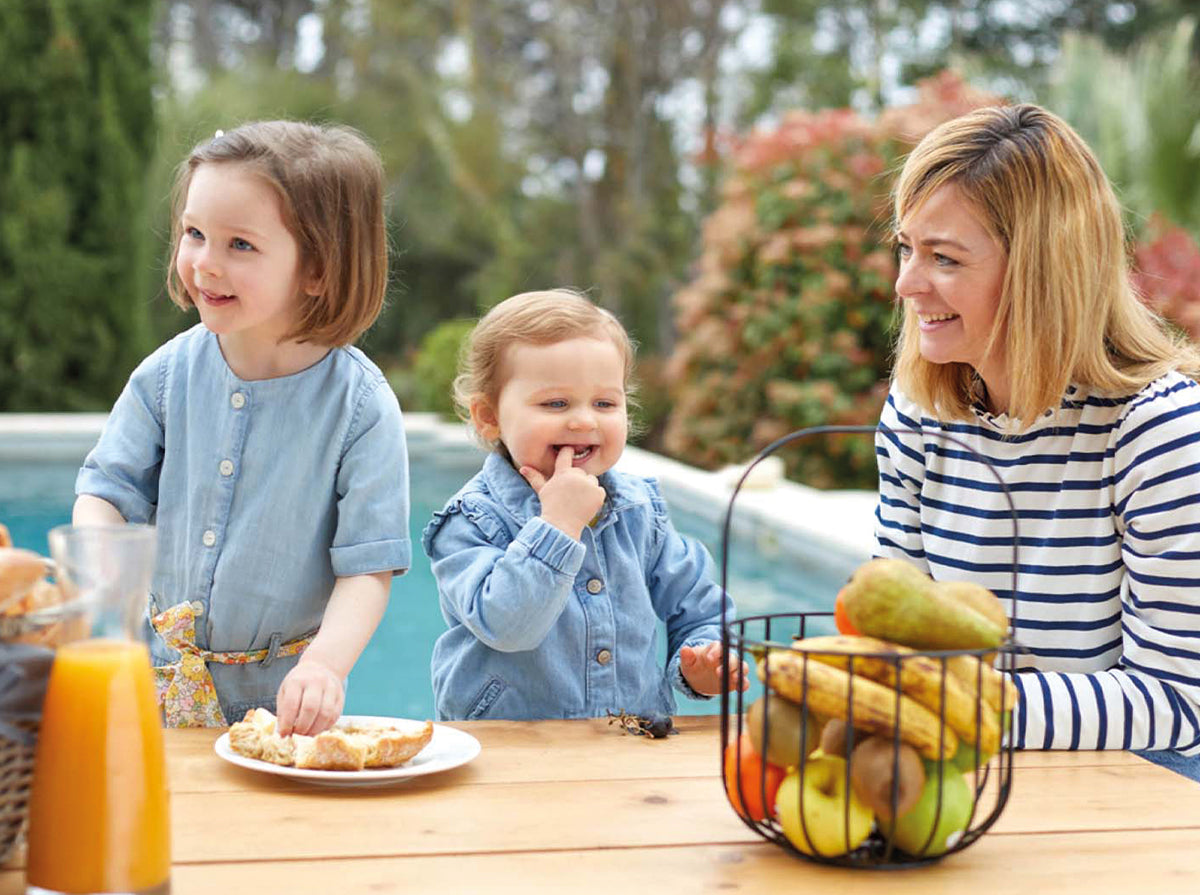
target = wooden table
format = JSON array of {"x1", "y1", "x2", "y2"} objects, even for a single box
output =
[{"x1": 4, "y1": 715, "x2": 1199, "y2": 894}]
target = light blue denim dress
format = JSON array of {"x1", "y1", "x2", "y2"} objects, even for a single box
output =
[
  {"x1": 76, "y1": 325, "x2": 411, "y2": 722},
  {"x1": 423, "y1": 451, "x2": 733, "y2": 720}
]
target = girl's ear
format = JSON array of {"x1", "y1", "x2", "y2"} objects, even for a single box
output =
[{"x1": 470, "y1": 397, "x2": 501, "y2": 442}]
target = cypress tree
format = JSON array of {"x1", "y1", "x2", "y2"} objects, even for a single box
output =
[{"x1": 0, "y1": 0, "x2": 155, "y2": 410}]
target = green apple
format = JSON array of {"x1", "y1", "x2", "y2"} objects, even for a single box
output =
[
  {"x1": 747, "y1": 695, "x2": 821, "y2": 769},
  {"x1": 775, "y1": 754, "x2": 873, "y2": 857},
  {"x1": 948, "y1": 742, "x2": 993, "y2": 774},
  {"x1": 886, "y1": 761, "x2": 974, "y2": 856}
]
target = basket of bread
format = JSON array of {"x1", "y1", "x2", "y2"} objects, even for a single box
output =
[{"x1": 0, "y1": 523, "x2": 81, "y2": 864}]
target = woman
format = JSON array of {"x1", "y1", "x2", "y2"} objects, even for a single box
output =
[{"x1": 874, "y1": 104, "x2": 1200, "y2": 777}]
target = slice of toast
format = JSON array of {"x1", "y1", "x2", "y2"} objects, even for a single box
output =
[{"x1": 227, "y1": 709, "x2": 433, "y2": 771}]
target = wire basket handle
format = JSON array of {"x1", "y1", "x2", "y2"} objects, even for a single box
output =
[{"x1": 717, "y1": 424, "x2": 1021, "y2": 645}]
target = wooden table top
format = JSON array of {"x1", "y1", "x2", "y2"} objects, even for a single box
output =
[{"x1": 4, "y1": 715, "x2": 1199, "y2": 894}]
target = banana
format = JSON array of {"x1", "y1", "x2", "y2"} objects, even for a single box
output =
[
  {"x1": 790, "y1": 635, "x2": 999, "y2": 755},
  {"x1": 756, "y1": 648, "x2": 958, "y2": 761},
  {"x1": 945, "y1": 654, "x2": 1020, "y2": 715}
]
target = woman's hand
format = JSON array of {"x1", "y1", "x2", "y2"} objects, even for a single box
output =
[
  {"x1": 680, "y1": 641, "x2": 750, "y2": 695},
  {"x1": 275, "y1": 655, "x2": 345, "y2": 736},
  {"x1": 521, "y1": 446, "x2": 606, "y2": 540}
]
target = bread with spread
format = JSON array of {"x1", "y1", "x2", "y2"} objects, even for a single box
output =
[{"x1": 228, "y1": 708, "x2": 434, "y2": 771}]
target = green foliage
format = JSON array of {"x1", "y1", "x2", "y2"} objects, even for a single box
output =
[
  {"x1": 663, "y1": 74, "x2": 1001, "y2": 488},
  {"x1": 410, "y1": 318, "x2": 475, "y2": 417},
  {"x1": 0, "y1": 0, "x2": 156, "y2": 410},
  {"x1": 1049, "y1": 19, "x2": 1200, "y2": 240}
]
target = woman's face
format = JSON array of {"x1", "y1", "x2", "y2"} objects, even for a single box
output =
[{"x1": 895, "y1": 183, "x2": 1009, "y2": 407}]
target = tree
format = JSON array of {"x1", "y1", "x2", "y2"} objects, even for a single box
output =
[{"x1": 0, "y1": 0, "x2": 156, "y2": 410}]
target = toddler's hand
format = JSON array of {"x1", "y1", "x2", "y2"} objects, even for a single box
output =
[
  {"x1": 680, "y1": 642, "x2": 750, "y2": 696},
  {"x1": 521, "y1": 446, "x2": 606, "y2": 540},
  {"x1": 275, "y1": 656, "x2": 345, "y2": 737}
]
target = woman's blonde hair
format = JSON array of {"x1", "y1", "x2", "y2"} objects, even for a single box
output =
[
  {"x1": 454, "y1": 289, "x2": 638, "y2": 447},
  {"x1": 167, "y1": 120, "x2": 388, "y2": 347},
  {"x1": 892, "y1": 103, "x2": 1200, "y2": 424}
]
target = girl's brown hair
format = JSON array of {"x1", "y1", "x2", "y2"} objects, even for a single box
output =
[
  {"x1": 892, "y1": 103, "x2": 1200, "y2": 424},
  {"x1": 454, "y1": 289, "x2": 638, "y2": 448},
  {"x1": 167, "y1": 120, "x2": 387, "y2": 347}
]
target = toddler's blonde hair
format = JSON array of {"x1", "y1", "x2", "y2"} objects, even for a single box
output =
[{"x1": 454, "y1": 289, "x2": 638, "y2": 448}]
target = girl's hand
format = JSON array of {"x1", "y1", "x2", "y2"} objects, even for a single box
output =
[
  {"x1": 680, "y1": 641, "x2": 750, "y2": 696},
  {"x1": 275, "y1": 656, "x2": 345, "y2": 737},
  {"x1": 521, "y1": 446, "x2": 606, "y2": 540}
]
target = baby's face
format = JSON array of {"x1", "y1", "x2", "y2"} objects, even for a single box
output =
[{"x1": 483, "y1": 337, "x2": 628, "y2": 481}]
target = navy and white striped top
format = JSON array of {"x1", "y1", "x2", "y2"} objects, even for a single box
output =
[{"x1": 874, "y1": 372, "x2": 1200, "y2": 755}]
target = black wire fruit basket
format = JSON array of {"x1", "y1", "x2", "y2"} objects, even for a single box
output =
[{"x1": 718, "y1": 425, "x2": 1022, "y2": 869}]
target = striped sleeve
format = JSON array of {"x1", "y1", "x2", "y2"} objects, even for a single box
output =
[
  {"x1": 1013, "y1": 379, "x2": 1200, "y2": 755},
  {"x1": 874, "y1": 387, "x2": 932, "y2": 572}
]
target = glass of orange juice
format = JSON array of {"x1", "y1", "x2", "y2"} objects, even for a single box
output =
[{"x1": 26, "y1": 525, "x2": 169, "y2": 895}]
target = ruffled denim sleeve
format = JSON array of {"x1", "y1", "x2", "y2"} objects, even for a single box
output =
[
  {"x1": 423, "y1": 497, "x2": 586, "y2": 653},
  {"x1": 642, "y1": 481, "x2": 732, "y2": 700}
]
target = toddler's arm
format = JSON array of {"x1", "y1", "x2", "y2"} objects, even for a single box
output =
[
  {"x1": 275, "y1": 570, "x2": 390, "y2": 737},
  {"x1": 679, "y1": 641, "x2": 749, "y2": 696}
]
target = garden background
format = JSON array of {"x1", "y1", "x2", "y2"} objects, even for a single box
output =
[{"x1": 3, "y1": 0, "x2": 1199, "y2": 488}]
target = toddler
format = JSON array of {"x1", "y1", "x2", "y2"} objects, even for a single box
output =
[
  {"x1": 74, "y1": 121, "x2": 411, "y2": 736},
  {"x1": 423, "y1": 289, "x2": 747, "y2": 720}
]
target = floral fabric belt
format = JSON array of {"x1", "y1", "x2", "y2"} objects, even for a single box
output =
[{"x1": 150, "y1": 601, "x2": 314, "y2": 728}]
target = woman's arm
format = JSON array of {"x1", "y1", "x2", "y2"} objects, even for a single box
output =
[
  {"x1": 275, "y1": 570, "x2": 391, "y2": 736},
  {"x1": 873, "y1": 388, "x2": 932, "y2": 570},
  {"x1": 1014, "y1": 381, "x2": 1200, "y2": 754}
]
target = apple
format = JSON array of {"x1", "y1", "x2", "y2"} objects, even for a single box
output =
[
  {"x1": 886, "y1": 761, "x2": 974, "y2": 856},
  {"x1": 775, "y1": 754, "x2": 873, "y2": 857}
]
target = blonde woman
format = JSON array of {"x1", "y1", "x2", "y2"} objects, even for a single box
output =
[{"x1": 875, "y1": 104, "x2": 1200, "y2": 778}]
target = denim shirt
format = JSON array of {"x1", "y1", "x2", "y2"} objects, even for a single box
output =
[
  {"x1": 422, "y1": 451, "x2": 733, "y2": 721},
  {"x1": 76, "y1": 325, "x2": 411, "y2": 722}
]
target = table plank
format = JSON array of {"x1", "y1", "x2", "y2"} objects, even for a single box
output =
[
  {"x1": 10, "y1": 829, "x2": 1193, "y2": 895},
  {"x1": 139, "y1": 761, "x2": 1200, "y2": 863},
  {"x1": 167, "y1": 717, "x2": 1154, "y2": 795}
]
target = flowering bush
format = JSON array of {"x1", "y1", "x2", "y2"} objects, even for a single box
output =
[
  {"x1": 1132, "y1": 217, "x2": 1200, "y2": 342},
  {"x1": 663, "y1": 73, "x2": 999, "y2": 488}
]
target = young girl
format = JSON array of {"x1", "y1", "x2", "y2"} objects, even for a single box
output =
[
  {"x1": 73, "y1": 121, "x2": 411, "y2": 737},
  {"x1": 423, "y1": 289, "x2": 747, "y2": 721}
]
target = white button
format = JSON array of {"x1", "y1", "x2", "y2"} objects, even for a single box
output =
[
  {"x1": 190, "y1": 601, "x2": 205, "y2": 615},
  {"x1": 219, "y1": 459, "x2": 234, "y2": 476},
  {"x1": 230, "y1": 392, "x2": 246, "y2": 409},
  {"x1": 586, "y1": 578, "x2": 603, "y2": 594},
  {"x1": 202, "y1": 530, "x2": 216, "y2": 547},
  {"x1": 596, "y1": 649, "x2": 612, "y2": 665}
]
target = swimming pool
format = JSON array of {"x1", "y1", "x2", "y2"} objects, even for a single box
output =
[{"x1": 0, "y1": 418, "x2": 863, "y2": 719}]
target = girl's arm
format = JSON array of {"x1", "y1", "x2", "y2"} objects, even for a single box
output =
[
  {"x1": 72, "y1": 494, "x2": 126, "y2": 525},
  {"x1": 1013, "y1": 384, "x2": 1200, "y2": 754},
  {"x1": 275, "y1": 570, "x2": 391, "y2": 737}
]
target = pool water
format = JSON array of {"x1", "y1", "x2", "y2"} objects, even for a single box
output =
[{"x1": 0, "y1": 451, "x2": 840, "y2": 720}]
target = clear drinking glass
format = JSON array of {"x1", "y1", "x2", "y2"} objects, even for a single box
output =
[{"x1": 25, "y1": 525, "x2": 170, "y2": 895}]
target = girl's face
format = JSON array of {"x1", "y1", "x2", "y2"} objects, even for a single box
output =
[
  {"x1": 895, "y1": 184, "x2": 1010, "y2": 408},
  {"x1": 474, "y1": 337, "x2": 629, "y2": 481},
  {"x1": 175, "y1": 162, "x2": 314, "y2": 357}
]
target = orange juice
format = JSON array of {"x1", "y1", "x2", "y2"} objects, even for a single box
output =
[{"x1": 27, "y1": 638, "x2": 170, "y2": 894}]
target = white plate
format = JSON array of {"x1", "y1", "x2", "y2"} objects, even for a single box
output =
[{"x1": 213, "y1": 715, "x2": 481, "y2": 788}]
